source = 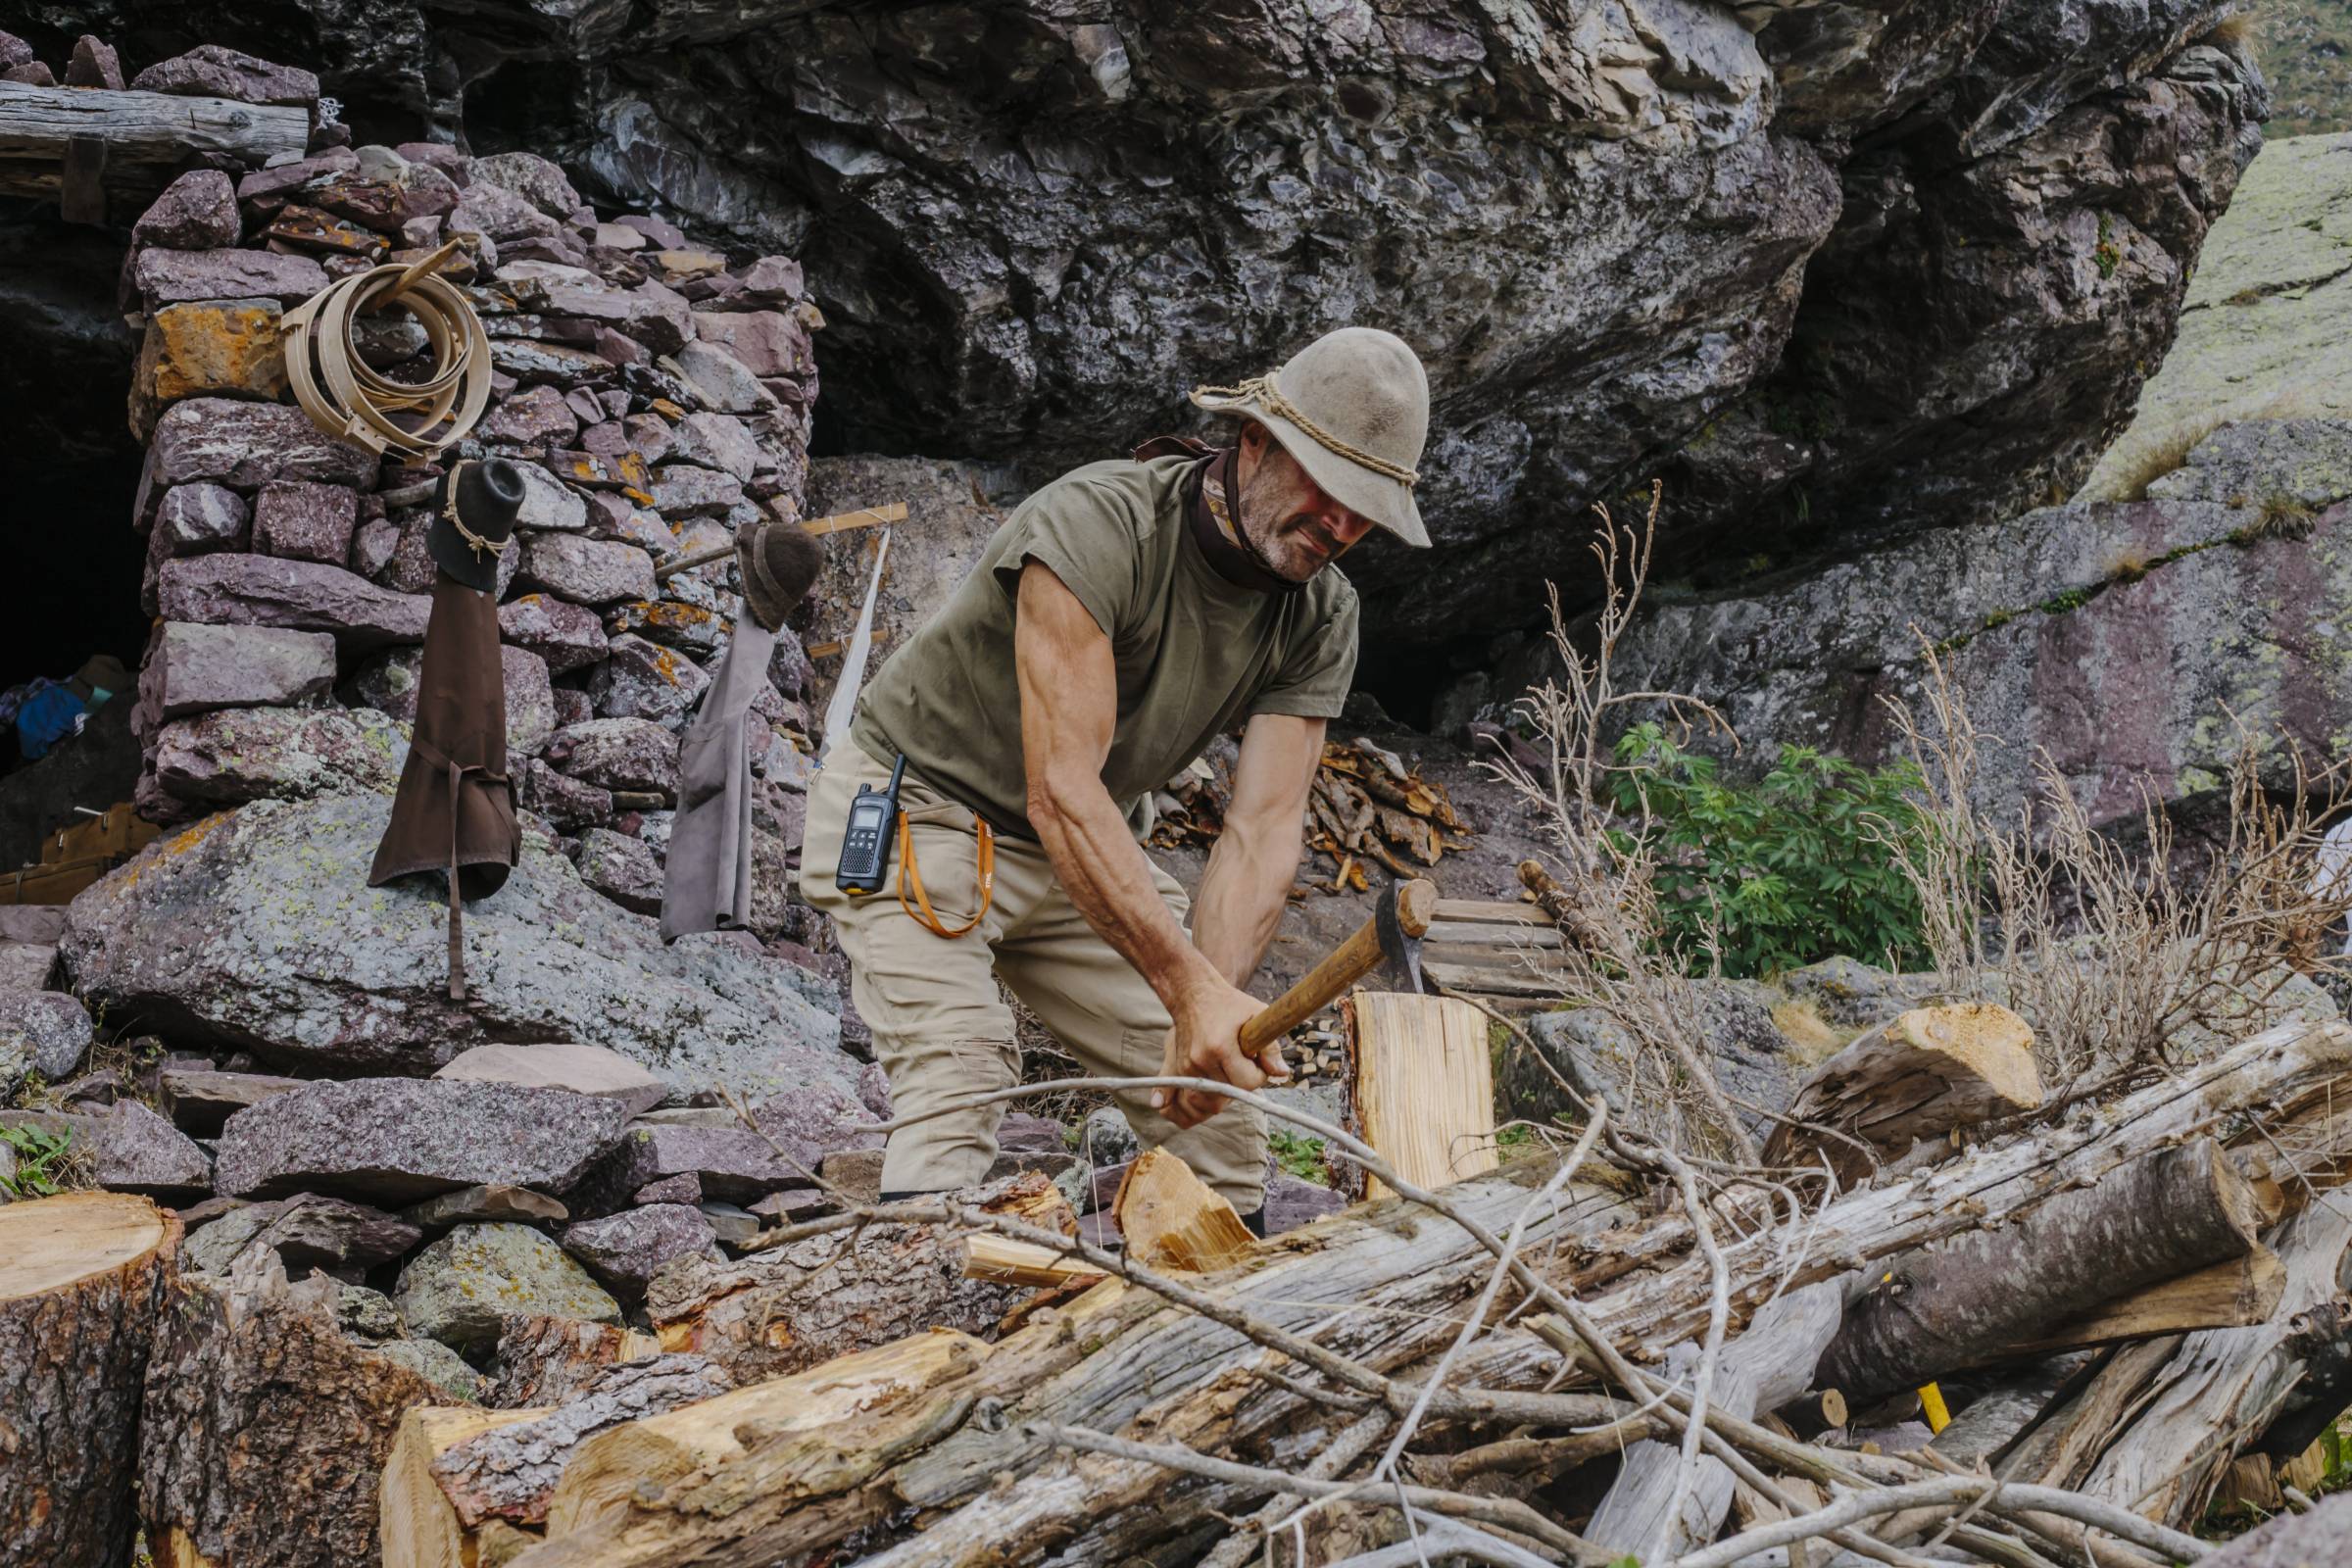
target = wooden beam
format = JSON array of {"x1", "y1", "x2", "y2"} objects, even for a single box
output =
[
  {"x1": 802, "y1": 502, "x2": 906, "y2": 536},
  {"x1": 1346, "y1": 992, "x2": 1499, "y2": 1200},
  {"x1": 0, "y1": 82, "x2": 309, "y2": 206}
]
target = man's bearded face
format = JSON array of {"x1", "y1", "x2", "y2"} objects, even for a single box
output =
[{"x1": 1236, "y1": 439, "x2": 1377, "y2": 583}]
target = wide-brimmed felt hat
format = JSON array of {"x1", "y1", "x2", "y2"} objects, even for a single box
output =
[
  {"x1": 1190, "y1": 326, "x2": 1432, "y2": 549},
  {"x1": 428, "y1": 457, "x2": 525, "y2": 592}
]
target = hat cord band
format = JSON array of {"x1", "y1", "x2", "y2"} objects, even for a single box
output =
[
  {"x1": 441, "y1": 460, "x2": 514, "y2": 562},
  {"x1": 1192, "y1": 373, "x2": 1420, "y2": 488}
]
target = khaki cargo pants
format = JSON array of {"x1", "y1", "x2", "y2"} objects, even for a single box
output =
[{"x1": 799, "y1": 747, "x2": 1268, "y2": 1211}]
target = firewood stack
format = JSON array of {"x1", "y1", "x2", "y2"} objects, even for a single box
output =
[{"x1": 1152, "y1": 737, "x2": 1472, "y2": 893}]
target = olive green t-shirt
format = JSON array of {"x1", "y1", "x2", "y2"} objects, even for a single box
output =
[{"x1": 849, "y1": 455, "x2": 1359, "y2": 840}]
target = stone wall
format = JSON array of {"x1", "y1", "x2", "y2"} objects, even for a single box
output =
[{"x1": 108, "y1": 43, "x2": 826, "y2": 930}]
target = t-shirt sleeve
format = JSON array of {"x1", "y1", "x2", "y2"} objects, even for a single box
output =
[
  {"x1": 1250, "y1": 588, "x2": 1360, "y2": 719},
  {"x1": 988, "y1": 477, "x2": 1136, "y2": 640}
]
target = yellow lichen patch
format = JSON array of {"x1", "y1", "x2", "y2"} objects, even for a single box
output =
[{"x1": 132, "y1": 300, "x2": 287, "y2": 439}]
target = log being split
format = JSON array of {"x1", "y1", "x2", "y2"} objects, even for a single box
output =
[
  {"x1": 1113, "y1": 1149, "x2": 1256, "y2": 1272},
  {"x1": 0, "y1": 82, "x2": 310, "y2": 213},
  {"x1": 0, "y1": 1192, "x2": 182, "y2": 1568},
  {"x1": 1761, "y1": 1003, "x2": 2041, "y2": 1181},
  {"x1": 1815, "y1": 1136, "x2": 2267, "y2": 1402}
]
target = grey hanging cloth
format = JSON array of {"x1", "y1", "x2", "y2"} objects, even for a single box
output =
[
  {"x1": 662, "y1": 617, "x2": 777, "y2": 941},
  {"x1": 370, "y1": 459, "x2": 525, "y2": 1000}
]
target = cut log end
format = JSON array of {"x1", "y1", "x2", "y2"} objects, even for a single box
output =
[{"x1": 0, "y1": 1188, "x2": 171, "y2": 1301}]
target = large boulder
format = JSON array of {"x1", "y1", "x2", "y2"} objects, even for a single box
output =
[
  {"x1": 315, "y1": 0, "x2": 2257, "y2": 656},
  {"x1": 211, "y1": 1078, "x2": 630, "y2": 1202},
  {"x1": 62, "y1": 793, "x2": 848, "y2": 1094}
]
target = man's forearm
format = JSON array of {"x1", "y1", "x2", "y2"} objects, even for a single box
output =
[
  {"x1": 1028, "y1": 766, "x2": 1222, "y2": 1016},
  {"x1": 1193, "y1": 816, "x2": 1298, "y2": 988}
]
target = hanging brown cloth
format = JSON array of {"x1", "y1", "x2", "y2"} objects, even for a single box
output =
[
  {"x1": 660, "y1": 617, "x2": 776, "y2": 943},
  {"x1": 370, "y1": 461, "x2": 523, "y2": 1000}
]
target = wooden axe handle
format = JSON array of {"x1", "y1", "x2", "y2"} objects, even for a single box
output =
[{"x1": 1236, "y1": 879, "x2": 1435, "y2": 1059}]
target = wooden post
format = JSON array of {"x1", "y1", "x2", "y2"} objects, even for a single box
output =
[{"x1": 1344, "y1": 992, "x2": 1497, "y2": 1200}]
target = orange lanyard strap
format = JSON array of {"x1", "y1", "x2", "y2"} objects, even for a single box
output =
[{"x1": 896, "y1": 809, "x2": 995, "y2": 938}]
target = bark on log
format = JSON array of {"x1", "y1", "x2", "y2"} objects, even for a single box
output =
[
  {"x1": 1113, "y1": 1149, "x2": 1256, "y2": 1272},
  {"x1": 1815, "y1": 1137, "x2": 2265, "y2": 1402},
  {"x1": 1584, "y1": 1277, "x2": 1849, "y2": 1560},
  {"x1": 2080, "y1": 1198, "x2": 2352, "y2": 1526},
  {"x1": 431, "y1": 1356, "x2": 733, "y2": 1531},
  {"x1": 492, "y1": 1022, "x2": 2350, "y2": 1568},
  {"x1": 0, "y1": 1192, "x2": 182, "y2": 1568},
  {"x1": 492, "y1": 1315, "x2": 666, "y2": 1407},
  {"x1": 1761, "y1": 1004, "x2": 2041, "y2": 1182},
  {"x1": 140, "y1": 1250, "x2": 448, "y2": 1568},
  {"x1": 647, "y1": 1173, "x2": 1071, "y2": 1383},
  {"x1": 0, "y1": 82, "x2": 310, "y2": 213},
  {"x1": 1996, "y1": 1247, "x2": 2286, "y2": 1356}
]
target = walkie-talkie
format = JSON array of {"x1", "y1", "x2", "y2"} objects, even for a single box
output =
[{"x1": 835, "y1": 754, "x2": 906, "y2": 895}]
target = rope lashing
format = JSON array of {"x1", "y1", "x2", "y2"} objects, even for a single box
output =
[
  {"x1": 1190, "y1": 371, "x2": 1420, "y2": 487},
  {"x1": 282, "y1": 240, "x2": 492, "y2": 458}
]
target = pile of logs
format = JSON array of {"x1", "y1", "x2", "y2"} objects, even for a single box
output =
[
  {"x1": 1152, "y1": 738, "x2": 1472, "y2": 892},
  {"x1": 7, "y1": 1011, "x2": 2352, "y2": 1567}
]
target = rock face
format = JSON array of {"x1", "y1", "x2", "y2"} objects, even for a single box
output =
[
  {"x1": 62, "y1": 792, "x2": 848, "y2": 1093},
  {"x1": 394, "y1": 1221, "x2": 622, "y2": 1347},
  {"x1": 219, "y1": 0, "x2": 2265, "y2": 656},
  {"x1": 212, "y1": 1078, "x2": 630, "y2": 1201},
  {"x1": 1514, "y1": 419, "x2": 2352, "y2": 829},
  {"x1": 2082, "y1": 132, "x2": 2352, "y2": 501}
]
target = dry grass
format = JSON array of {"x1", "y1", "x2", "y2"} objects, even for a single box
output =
[
  {"x1": 1876, "y1": 640, "x2": 2352, "y2": 1104},
  {"x1": 2090, "y1": 387, "x2": 2327, "y2": 504},
  {"x1": 2201, "y1": 7, "x2": 2258, "y2": 49}
]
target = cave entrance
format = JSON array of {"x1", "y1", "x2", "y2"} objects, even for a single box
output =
[{"x1": 0, "y1": 205, "x2": 154, "y2": 869}]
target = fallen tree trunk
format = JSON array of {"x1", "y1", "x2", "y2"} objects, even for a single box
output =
[
  {"x1": 140, "y1": 1250, "x2": 449, "y2": 1568},
  {"x1": 1816, "y1": 1137, "x2": 2265, "y2": 1401},
  {"x1": 486, "y1": 1021, "x2": 2351, "y2": 1568},
  {"x1": 2080, "y1": 1197, "x2": 2352, "y2": 1526},
  {"x1": 0, "y1": 1192, "x2": 182, "y2": 1568},
  {"x1": 0, "y1": 81, "x2": 310, "y2": 215},
  {"x1": 1998, "y1": 1247, "x2": 2286, "y2": 1356},
  {"x1": 1761, "y1": 1004, "x2": 2042, "y2": 1182}
]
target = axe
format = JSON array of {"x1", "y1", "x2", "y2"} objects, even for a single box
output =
[{"x1": 1237, "y1": 877, "x2": 1436, "y2": 1067}]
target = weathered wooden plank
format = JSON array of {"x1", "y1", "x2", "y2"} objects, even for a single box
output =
[{"x1": 0, "y1": 82, "x2": 309, "y2": 206}]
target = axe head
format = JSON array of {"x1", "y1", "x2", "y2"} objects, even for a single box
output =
[{"x1": 1375, "y1": 878, "x2": 1437, "y2": 995}]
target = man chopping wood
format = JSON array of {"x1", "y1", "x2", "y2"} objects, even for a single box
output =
[{"x1": 801, "y1": 327, "x2": 1432, "y2": 1230}]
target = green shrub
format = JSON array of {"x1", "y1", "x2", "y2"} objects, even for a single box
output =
[
  {"x1": 1268, "y1": 1128, "x2": 1330, "y2": 1187},
  {"x1": 1608, "y1": 723, "x2": 1928, "y2": 979}
]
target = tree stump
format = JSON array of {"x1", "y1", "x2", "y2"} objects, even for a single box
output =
[{"x1": 0, "y1": 1191, "x2": 181, "y2": 1568}]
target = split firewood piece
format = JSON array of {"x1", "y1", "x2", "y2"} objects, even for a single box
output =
[
  {"x1": 538, "y1": 1329, "x2": 994, "y2": 1544},
  {"x1": 646, "y1": 1172, "x2": 1072, "y2": 1382},
  {"x1": 1817, "y1": 1135, "x2": 2267, "y2": 1403},
  {"x1": 1994, "y1": 1246, "x2": 2286, "y2": 1356},
  {"x1": 1112, "y1": 1149, "x2": 1257, "y2": 1272},
  {"x1": 1345, "y1": 992, "x2": 1497, "y2": 1200},
  {"x1": 1761, "y1": 1002, "x2": 2042, "y2": 1181},
  {"x1": 0, "y1": 1192, "x2": 182, "y2": 1568},
  {"x1": 429, "y1": 1356, "x2": 733, "y2": 1534},
  {"x1": 140, "y1": 1250, "x2": 449, "y2": 1568},
  {"x1": 962, "y1": 1235, "x2": 1107, "y2": 1288},
  {"x1": 380, "y1": 1406, "x2": 550, "y2": 1568}
]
